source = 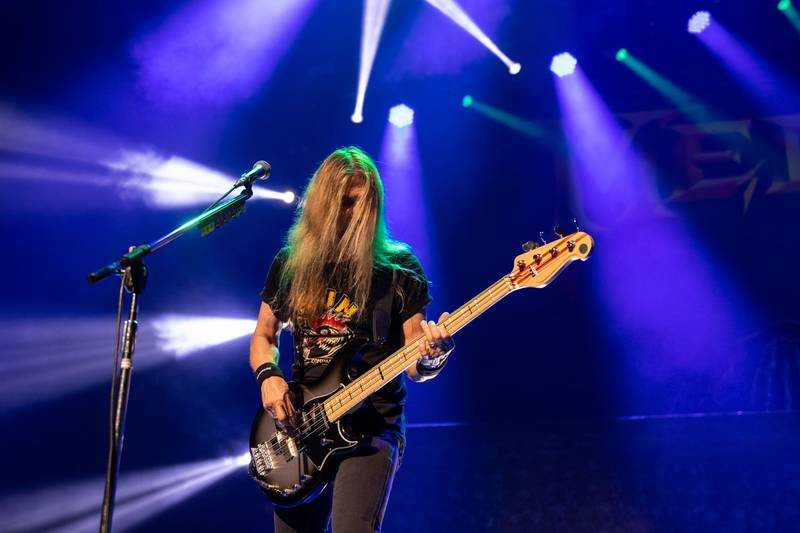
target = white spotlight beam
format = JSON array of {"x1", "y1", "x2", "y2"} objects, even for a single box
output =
[
  {"x1": 0, "y1": 315, "x2": 257, "y2": 411},
  {"x1": 106, "y1": 151, "x2": 295, "y2": 207},
  {"x1": 425, "y1": 0, "x2": 520, "y2": 74},
  {"x1": 153, "y1": 315, "x2": 257, "y2": 357},
  {"x1": 0, "y1": 455, "x2": 247, "y2": 533},
  {"x1": 352, "y1": 0, "x2": 392, "y2": 123},
  {"x1": 0, "y1": 108, "x2": 296, "y2": 209}
]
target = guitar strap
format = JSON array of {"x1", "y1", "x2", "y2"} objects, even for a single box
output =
[{"x1": 371, "y1": 267, "x2": 396, "y2": 347}]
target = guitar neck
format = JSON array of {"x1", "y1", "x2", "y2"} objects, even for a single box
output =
[{"x1": 322, "y1": 276, "x2": 514, "y2": 423}]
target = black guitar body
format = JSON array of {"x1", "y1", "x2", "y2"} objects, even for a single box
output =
[{"x1": 249, "y1": 342, "x2": 367, "y2": 507}]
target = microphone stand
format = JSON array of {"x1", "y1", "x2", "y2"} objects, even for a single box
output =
[{"x1": 89, "y1": 182, "x2": 255, "y2": 533}]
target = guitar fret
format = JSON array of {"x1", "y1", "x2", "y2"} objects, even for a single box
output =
[
  {"x1": 320, "y1": 233, "x2": 594, "y2": 422},
  {"x1": 325, "y1": 279, "x2": 513, "y2": 421}
]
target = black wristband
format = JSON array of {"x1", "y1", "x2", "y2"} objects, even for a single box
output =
[{"x1": 254, "y1": 362, "x2": 284, "y2": 387}]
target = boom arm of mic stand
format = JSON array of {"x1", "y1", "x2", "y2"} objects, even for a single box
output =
[{"x1": 87, "y1": 187, "x2": 253, "y2": 284}]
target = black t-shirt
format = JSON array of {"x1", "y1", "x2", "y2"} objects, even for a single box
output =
[{"x1": 260, "y1": 248, "x2": 431, "y2": 440}]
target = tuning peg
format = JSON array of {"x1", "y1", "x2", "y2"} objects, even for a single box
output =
[
  {"x1": 553, "y1": 225, "x2": 565, "y2": 239},
  {"x1": 522, "y1": 241, "x2": 537, "y2": 252}
]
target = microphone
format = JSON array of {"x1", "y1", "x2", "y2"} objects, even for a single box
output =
[{"x1": 235, "y1": 160, "x2": 271, "y2": 188}]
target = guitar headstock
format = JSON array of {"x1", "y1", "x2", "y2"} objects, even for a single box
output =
[{"x1": 508, "y1": 231, "x2": 593, "y2": 289}]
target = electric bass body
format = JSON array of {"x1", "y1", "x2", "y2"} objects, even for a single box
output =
[{"x1": 249, "y1": 341, "x2": 367, "y2": 508}]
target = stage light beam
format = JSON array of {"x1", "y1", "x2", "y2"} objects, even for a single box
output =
[
  {"x1": 132, "y1": 0, "x2": 317, "y2": 108},
  {"x1": 153, "y1": 315, "x2": 257, "y2": 357},
  {"x1": 106, "y1": 150, "x2": 295, "y2": 207},
  {"x1": 778, "y1": 0, "x2": 800, "y2": 34},
  {"x1": 0, "y1": 109, "x2": 296, "y2": 210},
  {"x1": 0, "y1": 314, "x2": 256, "y2": 410},
  {"x1": 378, "y1": 120, "x2": 436, "y2": 275},
  {"x1": 351, "y1": 0, "x2": 391, "y2": 124},
  {"x1": 692, "y1": 18, "x2": 798, "y2": 111},
  {"x1": 615, "y1": 50, "x2": 720, "y2": 125},
  {"x1": 461, "y1": 95, "x2": 555, "y2": 146},
  {"x1": 553, "y1": 67, "x2": 749, "y2": 395},
  {"x1": 550, "y1": 53, "x2": 577, "y2": 78},
  {"x1": 0, "y1": 453, "x2": 250, "y2": 532},
  {"x1": 424, "y1": 0, "x2": 521, "y2": 74}
]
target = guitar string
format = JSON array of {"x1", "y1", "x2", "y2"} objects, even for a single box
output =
[
  {"x1": 283, "y1": 246, "x2": 565, "y2": 441},
  {"x1": 270, "y1": 278, "x2": 510, "y2": 449},
  {"x1": 285, "y1": 277, "x2": 514, "y2": 441},
  {"x1": 323, "y1": 274, "x2": 514, "y2": 413},
  {"x1": 321, "y1": 235, "x2": 588, "y2": 426},
  {"x1": 266, "y1": 239, "x2": 582, "y2": 451},
  {"x1": 325, "y1": 284, "x2": 506, "y2": 419},
  {"x1": 285, "y1": 250, "x2": 553, "y2": 441},
  {"x1": 267, "y1": 246, "x2": 577, "y2": 458},
  {"x1": 322, "y1": 258, "x2": 549, "y2": 421}
]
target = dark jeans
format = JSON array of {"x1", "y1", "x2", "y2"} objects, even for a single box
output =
[{"x1": 273, "y1": 437, "x2": 401, "y2": 533}]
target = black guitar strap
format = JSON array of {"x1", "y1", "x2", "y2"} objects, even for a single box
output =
[{"x1": 371, "y1": 267, "x2": 396, "y2": 347}]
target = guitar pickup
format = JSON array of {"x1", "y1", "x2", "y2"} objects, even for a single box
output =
[{"x1": 274, "y1": 431, "x2": 299, "y2": 462}]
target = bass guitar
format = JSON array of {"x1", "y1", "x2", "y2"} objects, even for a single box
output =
[{"x1": 249, "y1": 231, "x2": 593, "y2": 506}]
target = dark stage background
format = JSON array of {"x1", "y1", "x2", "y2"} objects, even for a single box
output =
[{"x1": 1, "y1": 0, "x2": 799, "y2": 531}]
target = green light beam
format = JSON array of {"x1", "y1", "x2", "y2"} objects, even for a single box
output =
[
  {"x1": 616, "y1": 50, "x2": 721, "y2": 125},
  {"x1": 462, "y1": 95, "x2": 560, "y2": 148},
  {"x1": 779, "y1": 2, "x2": 800, "y2": 34}
]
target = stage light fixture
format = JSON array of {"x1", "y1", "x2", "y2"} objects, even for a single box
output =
[
  {"x1": 778, "y1": 0, "x2": 792, "y2": 11},
  {"x1": 462, "y1": 95, "x2": 474, "y2": 108},
  {"x1": 388, "y1": 104, "x2": 414, "y2": 128},
  {"x1": 550, "y1": 53, "x2": 577, "y2": 77},
  {"x1": 616, "y1": 48, "x2": 629, "y2": 62},
  {"x1": 508, "y1": 62, "x2": 522, "y2": 75},
  {"x1": 688, "y1": 11, "x2": 711, "y2": 34}
]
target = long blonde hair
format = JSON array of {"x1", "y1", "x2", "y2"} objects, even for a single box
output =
[{"x1": 281, "y1": 146, "x2": 413, "y2": 323}]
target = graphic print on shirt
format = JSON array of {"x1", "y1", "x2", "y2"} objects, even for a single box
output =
[{"x1": 300, "y1": 289, "x2": 360, "y2": 367}]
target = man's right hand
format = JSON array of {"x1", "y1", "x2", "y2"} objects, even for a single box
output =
[{"x1": 261, "y1": 376, "x2": 296, "y2": 428}]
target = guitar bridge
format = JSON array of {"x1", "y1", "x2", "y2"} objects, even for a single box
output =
[{"x1": 251, "y1": 442, "x2": 274, "y2": 476}]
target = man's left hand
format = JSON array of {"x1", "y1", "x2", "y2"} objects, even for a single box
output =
[{"x1": 418, "y1": 312, "x2": 455, "y2": 360}]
